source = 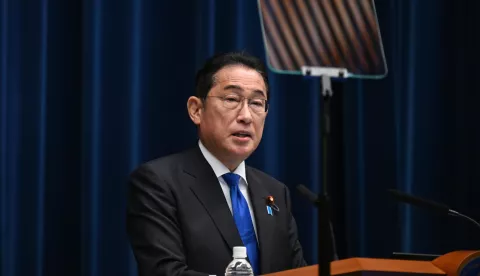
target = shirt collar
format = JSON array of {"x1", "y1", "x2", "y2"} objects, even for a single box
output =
[{"x1": 198, "y1": 140, "x2": 247, "y2": 184}]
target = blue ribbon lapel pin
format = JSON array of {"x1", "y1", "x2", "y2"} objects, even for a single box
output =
[{"x1": 265, "y1": 195, "x2": 280, "y2": 216}]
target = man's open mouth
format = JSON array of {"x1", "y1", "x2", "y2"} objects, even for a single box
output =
[{"x1": 232, "y1": 132, "x2": 251, "y2": 138}]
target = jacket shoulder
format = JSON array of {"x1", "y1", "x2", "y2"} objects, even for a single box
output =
[
  {"x1": 247, "y1": 166, "x2": 287, "y2": 190},
  {"x1": 130, "y1": 147, "x2": 195, "y2": 177}
]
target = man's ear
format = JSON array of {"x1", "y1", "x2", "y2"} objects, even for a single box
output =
[{"x1": 187, "y1": 96, "x2": 203, "y2": 125}]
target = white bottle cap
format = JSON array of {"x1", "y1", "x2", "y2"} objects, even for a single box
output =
[{"x1": 232, "y1": 246, "x2": 247, "y2": 258}]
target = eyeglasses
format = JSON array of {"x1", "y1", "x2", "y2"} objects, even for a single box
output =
[{"x1": 205, "y1": 94, "x2": 269, "y2": 113}]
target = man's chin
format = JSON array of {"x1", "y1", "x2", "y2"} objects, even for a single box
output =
[{"x1": 226, "y1": 144, "x2": 255, "y2": 160}]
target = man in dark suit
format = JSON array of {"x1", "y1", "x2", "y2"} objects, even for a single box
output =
[{"x1": 127, "y1": 51, "x2": 307, "y2": 276}]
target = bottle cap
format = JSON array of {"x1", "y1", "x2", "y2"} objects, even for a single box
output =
[{"x1": 232, "y1": 246, "x2": 247, "y2": 258}]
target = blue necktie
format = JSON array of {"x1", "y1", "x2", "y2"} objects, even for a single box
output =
[{"x1": 223, "y1": 173, "x2": 259, "y2": 275}]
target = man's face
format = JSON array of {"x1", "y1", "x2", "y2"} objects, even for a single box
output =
[{"x1": 189, "y1": 65, "x2": 268, "y2": 168}]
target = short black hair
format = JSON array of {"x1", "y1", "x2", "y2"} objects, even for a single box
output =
[{"x1": 195, "y1": 51, "x2": 269, "y2": 99}]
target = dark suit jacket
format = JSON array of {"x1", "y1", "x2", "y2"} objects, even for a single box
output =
[{"x1": 126, "y1": 145, "x2": 307, "y2": 276}]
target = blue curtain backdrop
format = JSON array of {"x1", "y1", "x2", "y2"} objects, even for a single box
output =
[{"x1": 1, "y1": 0, "x2": 479, "y2": 276}]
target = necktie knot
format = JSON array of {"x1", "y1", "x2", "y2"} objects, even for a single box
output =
[{"x1": 222, "y1": 173, "x2": 241, "y2": 187}]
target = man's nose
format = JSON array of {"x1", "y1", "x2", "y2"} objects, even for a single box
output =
[{"x1": 237, "y1": 100, "x2": 253, "y2": 123}]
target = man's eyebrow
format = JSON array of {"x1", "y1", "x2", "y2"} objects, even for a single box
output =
[
  {"x1": 223, "y1": 85, "x2": 243, "y2": 91},
  {"x1": 223, "y1": 85, "x2": 266, "y2": 97},
  {"x1": 252, "y1": 89, "x2": 266, "y2": 98}
]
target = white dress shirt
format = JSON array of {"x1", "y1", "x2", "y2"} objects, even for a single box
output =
[{"x1": 198, "y1": 140, "x2": 258, "y2": 239}]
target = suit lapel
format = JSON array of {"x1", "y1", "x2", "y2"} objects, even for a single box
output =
[
  {"x1": 246, "y1": 167, "x2": 276, "y2": 274},
  {"x1": 183, "y1": 147, "x2": 243, "y2": 251}
]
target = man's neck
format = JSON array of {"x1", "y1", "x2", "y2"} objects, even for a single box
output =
[
  {"x1": 197, "y1": 140, "x2": 247, "y2": 180},
  {"x1": 198, "y1": 140, "x2": 242, "y2": 171}
]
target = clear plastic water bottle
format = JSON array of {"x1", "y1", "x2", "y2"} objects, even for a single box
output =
[{"x1": 225, "y1": 246, "x2": 254, "y2": 276}]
